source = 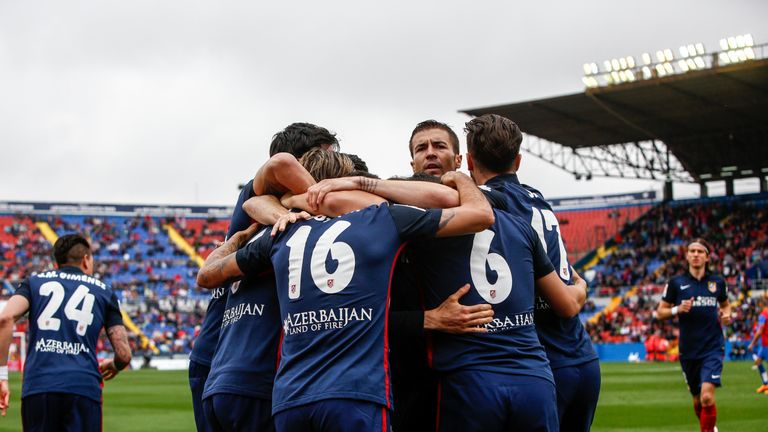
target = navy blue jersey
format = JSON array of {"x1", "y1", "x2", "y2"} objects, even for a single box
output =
[
  {"x1": 203, "y1": 228, "x2": 282, "y2": 401},
  {"x1": 14, "y1": 266, "x2": 123, "y2": 402},
  {"x1": 662, "y1": 272, "x2": 727, "y2": 360},
  {"x1": 191, "y1": 179, "x2": 255, "y2": 366},
  {"x1": 412, "y1": 209, "x2": 555, "y2": 382},
  {"x1": 482, "y1": 173, "x2": 598, "y2": 369},
  {"x1": 236, "y1": 203, "x2": 441, "y2": 414}
]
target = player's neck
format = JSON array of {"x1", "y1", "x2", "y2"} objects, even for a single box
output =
[{"x1": 688, "y1": 266, "x2": 706, "y2": 280}]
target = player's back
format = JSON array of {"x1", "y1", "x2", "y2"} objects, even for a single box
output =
[
  {"x1": 20, "y1": 266, "x2": 121, "y2": 402},
  {"x1": 237, "y1": 203, "x2": 441, "y2": 414},
  {"x1": 411, "y1": 209, "x2": 553, "y2": 381},
  {"x1": 483, "y1": 173, "x2": 598, "y2": 368}
]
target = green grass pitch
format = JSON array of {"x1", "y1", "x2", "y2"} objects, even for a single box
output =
[{"x1": 0, "y1": 362, "x2": 764, "y2": 431}]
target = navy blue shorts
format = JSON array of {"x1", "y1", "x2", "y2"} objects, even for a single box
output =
[
  {"x1": 681, "y1": 352, "x2": 723, "y2": 396},
  {"x1": 202, "y1": 393, "x2": 274, "y2": 432},
  {"x1": 273, "y1": 399, "x2": 389, "y2": 432},
  {"x1": 22, "y1": 392, "x2": 101, "y2": 432},
  {"x1": 437, "y1": 371, "x2": 558, "y2": 432},
  {"x1": 189, "y1": 360, "x2": 212, "y2": 432},
  {"x1": 552, "y1": 359, "x2": 601, "y2": 432}
]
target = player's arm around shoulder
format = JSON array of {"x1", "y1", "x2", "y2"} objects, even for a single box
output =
[
  {"x1": 434, "y1": 171, "x2": 494, "y2": 237},
  {"x1": 197, "y1": 224, "x2": 261, "y2": 288},
  {"x1": 0, "y1": 294, "x2": 31, "y2": 417}
]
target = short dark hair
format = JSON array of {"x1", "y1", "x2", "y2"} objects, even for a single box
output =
[
  {"x1": 408, "y1": 120, "x2": 460, "y2": 156},
  {"x1": 53, "y1": 234, "x2": 91, "y2": 267},
  {"x1": 269, "y1": 122, "x2": 339, "y2": 158},
  {"x1": 342, "y1": 153, "x2": 369, "y2": 173},
  {"x1": 464, "y1": 114, "x2": 522, "y2": 173}
]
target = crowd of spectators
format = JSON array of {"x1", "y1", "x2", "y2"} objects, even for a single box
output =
[{"x1": 0, "y1": 213, "x2": 221, "y2": 356}]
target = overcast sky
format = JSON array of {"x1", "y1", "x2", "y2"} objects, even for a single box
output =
[{"x1": 1, "y1": 0, "x2": 765, "y2": 206}]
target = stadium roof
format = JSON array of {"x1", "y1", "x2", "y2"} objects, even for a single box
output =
[{"x1": 461, "y1": 58, "x2": 768, "y2": 183}]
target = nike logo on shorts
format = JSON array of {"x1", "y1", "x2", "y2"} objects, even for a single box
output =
[
  {"x1": 711, "y1": 375, "x2": 720, "y2": 379},
  {"x1": 681, "y1": 285, "x2": 690, "y2": 290}
]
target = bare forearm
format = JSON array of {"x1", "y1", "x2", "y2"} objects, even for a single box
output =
[
  {"x1": 253, "y1": 153, "x2": 315, "y2": 196},
  {"x1": 363, "y1": 178, "x2": 459, "y2": 209},
  {"x1": 107, "y1": 325, "x2": 132, "y2": 369},
  {"x1": 243, "y1": 196, "x2": 289, "y2": 225},
  {"x1": 0, "y1": 318, "x2": 14, "y2": 367}
]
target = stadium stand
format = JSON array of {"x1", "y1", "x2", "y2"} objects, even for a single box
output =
[
  {"x1": 582, "y1": 193, "x2": 768, "y2": 350},
  {"x1": 1, "y1": 192, "x2": 766, "y2": 363}
]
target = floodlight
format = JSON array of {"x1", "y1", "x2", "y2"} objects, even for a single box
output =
[
  {"x1": 591, "y1": 63, "x2": 599, "y2": 74},
  {"x1": 728, "y1": 51, "x2": 739, "y2": 62},
  {"x1": 664, "y1": 62, "x2": 674, "y2": 74},
  {"x1": 728, "y1": 37, "x2": 737, "y2": 49},
  {"x1": 611, "y1": 59, "x2": 620, "y2": 70},
  {"x1": 719, "y1": 39, "x2": 729, "y2": 50},
  {"x1": 582, "y1": 77, "x2": 591, "y2": 86},
  {"x1": 738, "y1": 50, "x2": 747, "y2": 61},
  {"x1": 611, "y1": 71, "x2": 620, "y2": 82},
  {"x1": 745, "y1": 47, "x2": 755, "y2": 60},
  {"x1": 626, "y1": 56, "x2": 635, "y2": 68},
  {"x1": 722, "y1": 166, "x2": 737, "y2": 171},
  {"x1": 642, "y1": 66, "x2": 652, "y2": 79},
  {"x1": 678, "y1": 60, "x2": 689, "y2": 72},
  {"x1": 744, "y1": 34, "x2": 754, "y2": 47},
  {"x1": 604, "y1": 60, "x2": 612, "y2": 72},
  {"x1": 655, "y1": 64, "x2": 666, "y2": 76},
  {"x1": 642, "y1": 53, "x2": 651, "y2": 65},
  {"x1": 695, "y1": 43, "x2": 705, "y2": 55},
  {"x1": 700, "y1": 173, "x2": 712, "y2": 179},
  {"x1": 656, "y1": 50, "x2": 665, "y2": 62},
  {"x1": 686, "y1": 59, "x2": 696, "y2": 70},
  {"x1": 619, "y1": 57, "x2": 627, "y2": 69},
  {"x1": 603, "y1": 73, "x2": 612, "y2": 84},
  {"x1": 679, "y1": 46, "x2": 689, "y2": 58},
  {"x1": 741, "y1": 170, "x2": 754, "y2": 175},
  {"x1": 664, "y1": 49, "x2": 673, "y2": 61},
  {"x1": 736, "y1": 35, "x2": 745, "y2": 48},
  {"x1": 718, "y1": 52, "x2": 730, "y2": 64},
  {"x1": 721, "y1": 172, "x2": 733, "y2": 177},
  {"x1": 583, "y1": 64, "x2": 592, "y2": 75},
  {"x1": 687, "y1": 44, "x2": 696, "y2": 56},
  {"x1": 618, "y1": 70, "x2": 627, "y2": 82},
  {"x1": 694, "y1": 57, "x2": 705, "y2": 68},
  {"x1": 626, "y1": 70, "x2": 635, "y2": 81}
]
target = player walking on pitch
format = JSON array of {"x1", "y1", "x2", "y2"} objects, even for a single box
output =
[
  {"x1": 0, "y1": 234, "x2": 131, "y2": 430},
  {"x1": 656, "y1": 238, "x2": 731, "y2": 432}
]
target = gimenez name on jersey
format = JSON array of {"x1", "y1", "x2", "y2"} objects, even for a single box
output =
[
  {"x1": 282, "y1": 307, "x2": 373, "y2": 336},
  {"x1": 484, "y1": 311, "x2": 534, "y2": 333},
  {"x1": 35, "y1": 270, "x2": 107, "y2": 290},
  {"x1": 35, "y1": 337, "x2": 90, "y2": 356}
]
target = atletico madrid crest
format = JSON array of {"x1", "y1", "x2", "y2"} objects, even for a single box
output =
[
  {"x1": 708, "y1": 281, "x2": 717, "y2": 293},
  {"x1": 490, "y1": 289, "x2": 497, "y2": 299}
]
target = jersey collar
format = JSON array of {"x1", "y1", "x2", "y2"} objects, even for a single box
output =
[
  {"x1": 485, "y1": 173, "x2": 521, "y2": 187},
  {"x1": 58, "y1": 265, "x2": 84, "y2": 274}
]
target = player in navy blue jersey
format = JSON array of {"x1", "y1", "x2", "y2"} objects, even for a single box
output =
[
  {"x1": 0, "y1": 234, "x2": 131, "y2": 430},
  {"x1": 657, "y1": 238, "x2": 731, "y2": 432},
  {"x1": 463, "y1": 114, "x2": 600, "y2": 432},
  {"x1": 188, "y1": 122, "x2": 336, "y2": 431},
  {"x1": 197, "y1": 152, "x2": 494, "y2": 432},
  {"x1": 200, "y1": 227, "x2": 281, "y2": 432}
]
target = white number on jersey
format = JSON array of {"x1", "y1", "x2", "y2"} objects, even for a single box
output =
[
  {"x1": 530, "y1": 206, "x2": 571, "y2": 280},
  {"x1": 37, "y1": 282, "x2": 96, "y2": 336},
  {"x1": 470, "y1": 229, "x2": 513, "y2": 304},
  {"x1": 285, "y1": 221, "x2": 356, "y2": 298}
]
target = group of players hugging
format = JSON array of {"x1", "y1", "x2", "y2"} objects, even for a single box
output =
[{"x1": 0, "y1": 115, "x2": 740, "y2": 432}]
